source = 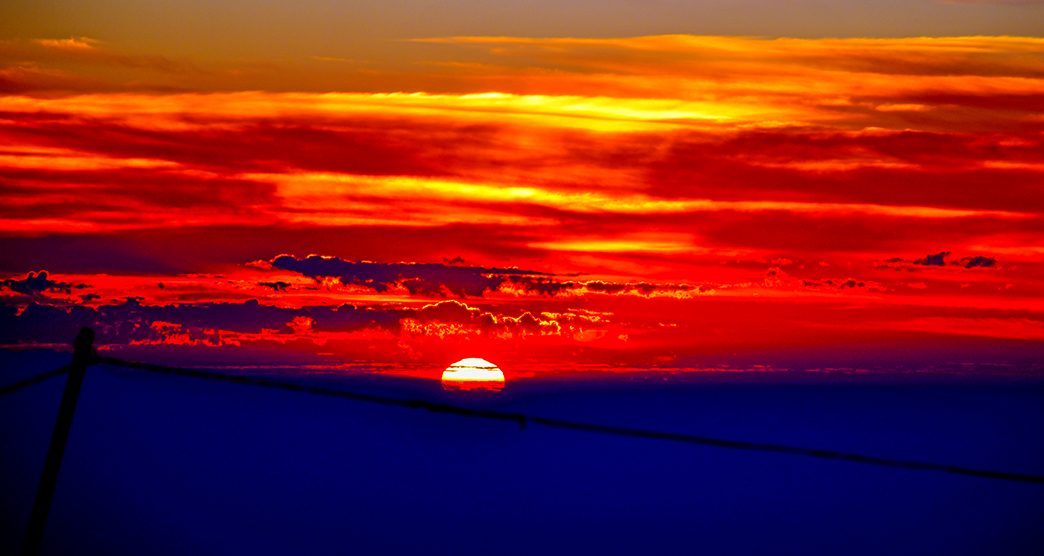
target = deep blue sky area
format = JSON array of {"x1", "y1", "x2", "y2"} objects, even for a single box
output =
[{"x1": 3, "y1": 351, "x2": 1043, "y2": 555}]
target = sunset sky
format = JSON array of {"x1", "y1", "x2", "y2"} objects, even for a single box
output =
[{"x1": 2, "y1": 1, "x2": 1043, "y2": 377}]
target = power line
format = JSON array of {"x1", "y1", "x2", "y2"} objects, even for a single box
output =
[
  {"x1": 0, "y1": 365, "x2": 69, "y2": 396},
  {"x1": 94, "y1": 355, "x2": 1044, "y2": 485}
]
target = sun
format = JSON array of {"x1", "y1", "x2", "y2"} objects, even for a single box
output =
[{"x1": 441, "y1": 357, "x2": 505, "y2": 392}]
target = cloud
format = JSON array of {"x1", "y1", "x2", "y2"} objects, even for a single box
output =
[
  {"x1": 960, "y1": 255, "x2": 997, "y2": 268},
  {"x1": 267, "y1": 254, "x2": 713, "y2": 300},
  {"x1": 526, "y1": 279, "x2": 705, "y2": 298},
  {"x1": 880, "y1": 252, "x2": 1000, "y2": 271},
  {"x1": 1, "y1": 270, "x2": 87, "y2": 296},
  {"x1": 1, "y1": 37, "x2": 193, "y2": 78},
  {"x1": 0, "y1": 303, "x2": 101, "y2": 345},
  {"x1": 761, "y1": 267, "x2": 882, "y2": 293},
  {"x1": 3, "y1": 91, "x2": 1039, "y2": 243},
  {"x1": 0, "y1": 294, "x2": 598, "y2": 351},
  {"x1": 0, "y1": 297, "x2": 399, "y2": 346},
  {"x1": 1, "y1": 272, "x2": 1039, "y2": 370},
  {"x1": 269, "y1": 254, "x2": 547, "y2": 297},
  {"x1": 33, "y1": 37, "x2": 100, "y2": 51},
  {"x1": 915, "y1": 251, "x2": 951, "y2": 266},
  {"x1": 402, "y1": 300, "x2": 568, "y2": 339},
  {"x1": 1, "y1": 89, "x2": 1040, "y2": 247},
  {"x1": 0, "y1": 33, "x2": 1040, "y2": 367}
]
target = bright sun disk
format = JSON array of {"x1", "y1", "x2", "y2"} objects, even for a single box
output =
[{"x1": 442, "y1": 357, "x2": 505, "y2": 392}]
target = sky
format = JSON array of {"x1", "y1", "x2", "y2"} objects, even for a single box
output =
[{"x1": 1, "y1": 1, "x2": 1043, "y2": 378}]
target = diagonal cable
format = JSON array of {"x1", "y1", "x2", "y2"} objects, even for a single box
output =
[
  {"x1": 93, "y1": 355, "x2": 1044, "y2": 484},
  {"x1": 0, "y1": 365, "x2": 70, "y2": 397}
]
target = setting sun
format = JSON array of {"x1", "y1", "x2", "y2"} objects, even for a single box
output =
[{"x1": 441, "y1": 358, "x2": 506, "y2": 392}]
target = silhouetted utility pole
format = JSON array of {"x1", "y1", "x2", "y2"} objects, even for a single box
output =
[{"x1": 22, "y1": 327, "x2": 95, "y2": 556}]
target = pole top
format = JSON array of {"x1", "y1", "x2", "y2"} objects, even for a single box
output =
[{"x1": 73, "y1": 327, "x2": 95, "y2": 365}]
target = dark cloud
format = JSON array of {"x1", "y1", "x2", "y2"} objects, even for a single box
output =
[
  {"x1": 305, "y1": 304, "x2": 402, "y2": 333},
  {"x1": 501, "y1": 275, "x2": 572, "y2": 296},
  {"x1": 270, "y1": 254, "x2": 547, "y2": 297},
  {"x1": 500, "y1": 275, "x2": 703, "y2": 298},
  {"x1": 960, "y1": 256, "x2": 997, "y2": 269},
  {"x1": 764, "y1": 267, "x2": 876, "y2": 292},
  {"x1": 880, "y1": 252, "x2": 1000, "y2": 271},
  {"x1": 803, "y1": 278, "x2": 867, "y2": 290},
  {"x1": 259, "y1": 281, "x2": 291, "y2": 291},
  {"x1": 0, "y1": 294, "x2": 586, "y2": 348},
  {"x1": 0, "y1": 224, "x2": 532, "y2": 275},
  {"x1": 269, "y1": 256, "x2": 704, "y2": 300},
  {"x1": 915, "y1": 251, "x2": 951, "y2": 266},
  {"x1": 0, "y1": 302, "x2": 99, "y2": 345},
  {"x1": 0, "y1": 298, "x2": 400, "y2": 346},
  {"x1": 1, "y1": 270, "x2": 87, "y2": 296},
  {"x1": 582, "y1": 280, "x2": 697, "y2": 296}
]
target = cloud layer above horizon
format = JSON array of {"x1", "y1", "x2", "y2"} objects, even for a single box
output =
[{"x1": 1, "y1": 33, "x2": 1042, "y2": 375}]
